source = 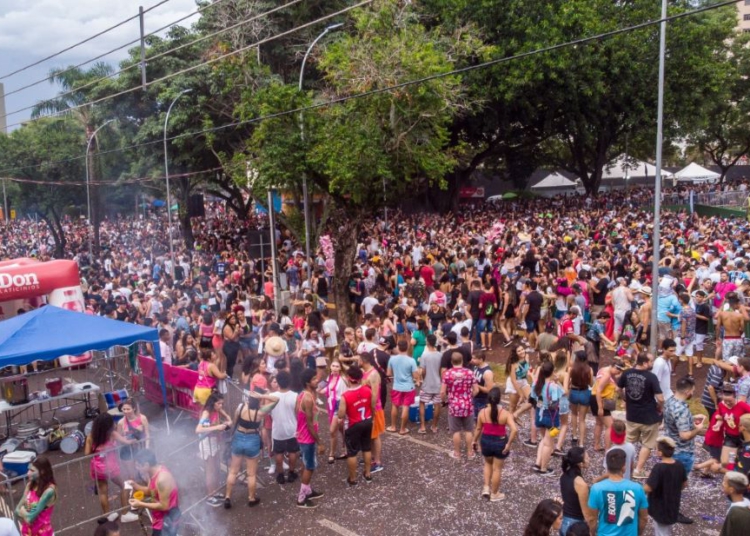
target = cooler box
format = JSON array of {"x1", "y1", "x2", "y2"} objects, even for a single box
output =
[
  {"x1": 408, "y1": 397, "x2": 433, "y2": 423},
  {"x1": 2, "y1": 450, "x2": 36, "y2": 475}
]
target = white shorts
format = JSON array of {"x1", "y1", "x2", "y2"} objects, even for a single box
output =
[
  {"x1": 505, "y1": 377, "x2": 529, "y2": 396},
  {"x1": 694, "y1": 334, "x2": 706, "y2": 352},
  {"x1": 199, "y1": 435, "x2": 221, "y2": 460},
  {"x1": 675, "y1": 337, "x2": 694, "y2": 357}
]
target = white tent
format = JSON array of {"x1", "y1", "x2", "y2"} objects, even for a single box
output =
[
  {"x1": 675, "y1": 162, "x2": 720, "y2": 183},
  {"x1": 531, "y1": 172, "x2": 577, "y2": 189},
  {"x1": 602, "y1": 155, "x2": 673, "y2": 180}
]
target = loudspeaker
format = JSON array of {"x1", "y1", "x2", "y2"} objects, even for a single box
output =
[
  {"x1": 188, "y1": 194, "x2": 205, "y2": 218},
  {"x1": 247, "y1": 229, "x2": 271, "y2": 258}
]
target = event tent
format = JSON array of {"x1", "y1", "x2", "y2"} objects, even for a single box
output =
[
  {"x1": 674, "y1": 162, "x2": 720, "y2": 183},
  {"x1": 0, "y1": 306, "x2": 170, "y2": 426},
  {"x1": 602, "y1": 155, "x2": 673, "y2": 180},
  {"x1": 531, "y1": 172, "x2": 578, "y2": 190}
]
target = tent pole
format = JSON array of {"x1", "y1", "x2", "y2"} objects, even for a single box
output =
[{"x1": 152, "y1": 341, "x2": 171, "y2": 435}]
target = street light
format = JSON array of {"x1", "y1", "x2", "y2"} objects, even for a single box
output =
[
  {"x1": 85, "y1": 119, "x2": 116, "y2": 258},
  {"x1": 299, "y1": 22, "x2": 344, "y2": 284},
  {"x1": 163, "y1": 88, "x2": 192, "y2": 280}
]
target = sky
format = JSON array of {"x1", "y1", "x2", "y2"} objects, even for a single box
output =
[{"x1": 0, "y1": 0, "x2": 199, "y2": 130}]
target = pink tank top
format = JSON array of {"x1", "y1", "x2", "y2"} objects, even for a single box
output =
[
  {"x1": 296, "y1": 392, "x2": 319, "y2": 445},
  {"x1": 195, "y1": 360, "x2": 216, "y2": 390},
  {"x1": 149, "y1": 467, "x2": 179, "y2": 530},
  {"x1": 21, "y1": 487, "x2": 54, "y2": 536}
]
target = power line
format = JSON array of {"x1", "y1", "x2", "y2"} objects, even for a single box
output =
[
  {"x1": 3, "y1": 0, "x2": 231, "y2": 100},
  {"x1": 0, "y1": 0, "x2": 330, "y2": 128},
  {"x1": 0, "y1": 0, "x2": 175, "y2": 81},
  {"x1": 0, "y1": 0, "x2": 738, "y2": 177},
  {"x1": 2, "y1": 0, "x2": 341, "y2": 127},
  {"x1": 0, "y1": 0, "x2": 304, "y2": 118},
  {"x1": 4, "y1": 167, "x2": 221, "y2": 186}
]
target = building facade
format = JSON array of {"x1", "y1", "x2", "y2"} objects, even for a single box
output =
[{"x1": 739, "y1": 1, "x2": 750, "y2": 33}]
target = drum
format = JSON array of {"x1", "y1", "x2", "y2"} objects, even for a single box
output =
[{"x1": 60, "y1": 430, "x2": 85, "y2": 454}]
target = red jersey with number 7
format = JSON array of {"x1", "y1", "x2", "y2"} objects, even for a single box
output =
[{"x1": 343, "y1": 385, "x2": 373, "y2": 425}]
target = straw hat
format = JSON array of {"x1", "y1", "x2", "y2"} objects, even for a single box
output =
[{"x1": 264, "y1": 336, "x2": 286, "y2": 357}]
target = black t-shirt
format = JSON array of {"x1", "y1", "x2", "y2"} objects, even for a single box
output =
[
  {"x1": 468, "y1": 290, "x2": 482, "y2": 318},
  {"x1": 646, "y1": 461, "x2": 687, "y2": 525},
  {"x1": 617, "y1": 368, "x2": 663, "y2": 425},
  {"x1": 525, "y1": 291, "x2": 543, "y2": 321},
  {"x1": 441, "y1": 346, "x2": 471, "y2": 371},
  {"x1": 593, "y1": 278, "x2": 609, "y2": 306},
  {"x1": 735, "y1": 440, "x2": 750, "y2": 484},
  {"x1": 428, "y1": 310, "x2": 446, "y2": 331},
  {"x1": 695, "y1": 302, "x2": 710, "y2": 335}
]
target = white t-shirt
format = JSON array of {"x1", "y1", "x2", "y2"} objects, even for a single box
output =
[
  {"x1": 271, "y1": 390, "x2": 299, "y2": 440},
  {"x1": 159, "y1": 340, "x2": 174, "y2": 365},
  {"x1": 651, "y1": 356, "x2": 673, "y2": 400},
  {"x1": 604, "y1": 442, "x2": 637, "y2": 480},
  {"x1": 323, "y1": 319, "x2": 339, "y2": 348},
  {"x1": 362, "y1": 296, "x2": 379, "y2": 316}
]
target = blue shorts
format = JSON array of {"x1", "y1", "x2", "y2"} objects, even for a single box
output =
[
  {"x1": 569, "y1": 389, "x2": 591, "y2": 407},
  {"x1": 673, "y1": 451, "x2": 694, "y2": 474},
  {"x1": 558, "y1": 395, "x2": 570, "y2": 415},
  {"x1": 525, "y1": 319, "x2": 539, "y2": 333},
  {"x1": 473, "y1": 399, "x2": 488, "y2": 418},
  {"x1": 480, "y1": 434, "x2": 509, "y2": 459},
  {"x1": 299, "y1": 442, "x2": 318, "y2": 471},
  {"x1": 231, "y1": 432, "x2": 261, "y2": 458}
]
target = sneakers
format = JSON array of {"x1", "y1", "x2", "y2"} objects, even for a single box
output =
[
  {"x1": 541, "y1": 469, "x2": 556, "y2": 478},
  {"x1": 297, "y1": 499, "x2": 319, "y2": 509},
  {"x1": 106, "y1": 512, "x2": 120, "y2": 523},
  {"x1": 223, "y1": 498, "x2": 231, "y2": 510},
  {"x1": 120, "y1": 512, "x2": 139, "y2": 523},
  {"x1": 532, "y1": 464, "x2": 542, "y2": 473},
  {"x1": 490, "y1": 493, "x2": 506, "y2": 502},
  {"x1": 552, "y1": 448, "x2": 564, "y2": 457},
  {"x1": 370, "y1": 463, "x2": 384, "y2": 474},
  {"x1": 307, "y1": 490, "x2": 324, "y2": 500},
  {"x1": 347, "y1": 479, "x2": 358, "y2": 487},
  {"x1": 632, "y1": 470, "x2": 647, "y2": 480},
  {"x1": 287, "y1": 471, "x2": 299, "y2": 483},
  {"x1": 276, "y1": 473, "x2": 286, "y2": 485},
  {"x1": 503, "y1": 339, "x2": 513, "y2": 347},
  {"x1": 522, "y1": 439, "x2": 539, "y2": 448},
  {"x1": 481, "y1": 486, "x2": 491, "y2": 500},
  {"x1": 248, "y1": 498, "x2": 261, "y2": 507},
  {"x1": 206, "y1": 496, "x2": 223, "y2": 507},
  {"x1": 677, "y1": 513, "x2": 694, "y2": 525},
  {"x1": 364, "y1": 475, "x2": 373, "y2": 484}
]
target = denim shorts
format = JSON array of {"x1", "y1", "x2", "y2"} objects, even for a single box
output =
[
  {"x1": 480, "y1": 434, "x2": 509, "y2": 459},
  {"x1": 473, "y1": 399, "x2": 488, "y2": 419},
  {"x1": 299, "y1": 442, "x2": 318, "y2": 471},
  {"x1": 559, "y1": 515, "x2": 585, "y2": 536},
  {"x1": 568, "y1": 389, "x2": 591, "y2": 407},
  {"x1": 231, "y1": 432, "x2": 261, "y2": 459},
  {"x1": 673, "y1": 451, "x2": 694, "y2": 474},
  {"x1": 558, "y1": 395, "x2": 570, "y2": 415}
]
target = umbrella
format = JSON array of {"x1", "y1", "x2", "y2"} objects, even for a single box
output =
[{"x1": 502, "y1": 192, "x2": 518, "y2": 200}]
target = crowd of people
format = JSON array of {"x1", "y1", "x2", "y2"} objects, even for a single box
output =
[{"x1": 4, "y1": 185, "x2": 750, "y2": 535}]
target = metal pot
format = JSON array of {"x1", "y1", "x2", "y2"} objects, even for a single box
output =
[{"x1": 15, "y1": 421, "x2": 41, "y2": 439}]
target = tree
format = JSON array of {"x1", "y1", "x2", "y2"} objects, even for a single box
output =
[
  {"x1": 31, "y1": 63, "x2": 117, "y2": 254},
  {"x1": 242, "y1": 0, "x2": 467, "y2": 325},
  {"x1": 0, "y1": 119, "x2": 86, "y2": 258},
  {"x1": 686, "y1": 36, "x2": 750, "y2": 185}
]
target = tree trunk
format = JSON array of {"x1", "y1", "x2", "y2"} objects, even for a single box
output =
[
  {"x1": 179, "y1": 206, "x2": 195, "y2": 251},
  {"x1": 329, "y1": 205, "x2": 360, "y2": 328}
]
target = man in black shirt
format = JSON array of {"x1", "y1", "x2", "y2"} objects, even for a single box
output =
[
  {"x1": 467, "y1": 280, "x2": 483, "y2": 345},
  {"x1": 590, "y1": 268, "x2": 610, "y2": 320},
  {"x1": 693, "y1": 290, "x2": 710, "y2": 368},
  {"x1": 618, "y1": 353, "x2": 664, "y2": 479},
  {"x1": 643, "y1": 437, "x2": 687, "y2": 534},
  {"x1": 522, "y1": 280, "x2": 543, "y2": 348},
  {"x1": 440, "y1": 332, "x2": 471, "y2": 375}
]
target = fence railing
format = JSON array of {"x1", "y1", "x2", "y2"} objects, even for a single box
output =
[{"x1": 661, "y1": 190, "x2": 748, "y2": 207}]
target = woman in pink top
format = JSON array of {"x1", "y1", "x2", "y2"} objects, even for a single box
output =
[
  {"x1": 295, "y1": 369, "x2": 322, "y2": 508},
  {"x1": 192, "y1": 348, "x2": 227, "y2": 406},
  {"x1": 472, "y1": 387, "x2": 518, "y2": 502},
  {"x1": 318, "y1": 360, "x2": 348, "y2": 463},
  {"x1": 85, "y1": 413, "x2": 135, "y2": 516},
  {"x1": 16, "y1": 457, "x2": 57, "y2": 536}
]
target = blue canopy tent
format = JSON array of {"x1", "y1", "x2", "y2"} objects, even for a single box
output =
[{"x1": 0, "y1": 306, "x2": 172, "y2": 432}]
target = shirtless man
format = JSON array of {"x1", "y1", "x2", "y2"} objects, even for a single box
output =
[
  {"x1": 361, "y1": 351, "x2": 385, "y2": 474},
  {"x1": 715, "y1": 292, "x2": 748, "y2": 363},
  {"x1": 129, "y1": 449, "x2": 180, "y2": 536}
]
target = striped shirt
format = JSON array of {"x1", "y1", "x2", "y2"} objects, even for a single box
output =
[{"x1": 700, "y1": 364, "x2": 724, "y2": 411}]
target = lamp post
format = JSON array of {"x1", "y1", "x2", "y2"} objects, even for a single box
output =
[
  {"x1": 85, "y1": 119, "x2": 116, "y2": 258},
  {"x1": 299, "y1": 23, "x2": 343, "y2": 285},
  {"x1": 163, "y1": 88, "x2": 192, "y2": 280},
  {"x1": 650, "y1": 0, "x2": 668, "y2": 356}
]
